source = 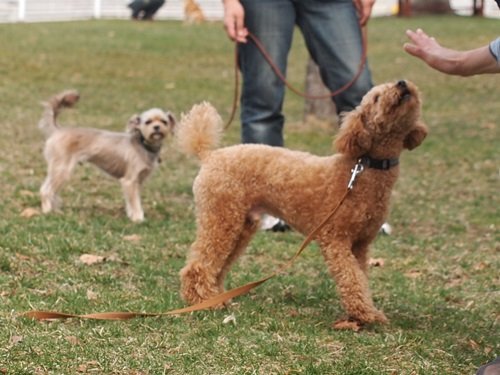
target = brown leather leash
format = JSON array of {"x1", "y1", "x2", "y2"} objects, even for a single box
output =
[
  {"x1": 225, "y1": 28, "x2": 368, "y2": 129},
  {"x1": 23, "y1": 161, "x2": 365, "y2": 321}
]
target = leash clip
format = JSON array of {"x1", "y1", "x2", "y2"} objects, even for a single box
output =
[{"x1": 348, "y1": 160, "x2": 364, "y2": 190}]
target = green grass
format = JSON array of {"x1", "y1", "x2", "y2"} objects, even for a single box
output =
[{"x1": 0, "y1": 16, "x2": 498, "y2": 374}]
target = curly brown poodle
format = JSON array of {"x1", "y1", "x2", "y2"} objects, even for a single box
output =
[{"x1": 176, "y1": 80, "x2": 428, "y2": 324}]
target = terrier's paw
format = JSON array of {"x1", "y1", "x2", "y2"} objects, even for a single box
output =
[{"x1": 128, "y1": 211, "x2": 144, "y2": 223}]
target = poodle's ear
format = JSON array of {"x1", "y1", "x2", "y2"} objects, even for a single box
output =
[
  {"x1": 335, "y1": 112, "x2": 372, "y2": 157},
  {"x1": 404, "y1": 121, "x2": 428, "y2": 150},
  {"x1": 126, "y1": 114, "x2": 141, "y2": 133}
]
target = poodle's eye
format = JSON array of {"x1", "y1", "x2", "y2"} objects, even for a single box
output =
[
  {"x1": 373, "y1": 95, "x2": 380, "y2": 103},
  {"x1": 145, "y1": 119, "x2": 153, "y2": 125},
  {"x1": 160, "y1": 119, "x2": 168, "y2": 125}
]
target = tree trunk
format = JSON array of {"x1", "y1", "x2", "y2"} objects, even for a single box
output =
[{"x1": 303, "y1": 57, "x2": 338, "y2": 128}]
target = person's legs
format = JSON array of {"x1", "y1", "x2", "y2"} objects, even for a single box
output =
[
  {"x1": 239, "y1": 0, "x2": 297, "y2": 146},
  {"x1": 128, "y1": 0, "x2": 144, "y2": 19},
  {"x1": 142, "y1": 0, "x2": 165, "y2": 19},
  {"x1": 296, "y1": 0, "x2": 373, "y2": 115}
]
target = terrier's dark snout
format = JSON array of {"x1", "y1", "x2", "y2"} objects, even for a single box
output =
[{"x1": 397, "y1": 80, "x2": 407, "y2": 89}]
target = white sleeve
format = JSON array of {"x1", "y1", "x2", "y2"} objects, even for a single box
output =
[{"x1": 489, "y1": 37, "x2": 500, "y2": 63}]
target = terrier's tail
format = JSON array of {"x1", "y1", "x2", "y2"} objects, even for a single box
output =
[
  {"x1": 176, "y1": 102, "x2": 223, "y2": 161},
  {"x1": 38, "y1": 90, "x2": 80, "y2": 138}
]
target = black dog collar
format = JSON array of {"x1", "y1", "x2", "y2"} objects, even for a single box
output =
[
  {"x1": 348, "y1": 155, "x2": 399, "y2": 189},
  {"x1": 359, "y1": 155, "x2": 399, "y2": 170},
  {"x1": 140, "y1": 135, "x2": 161, "y2": 154}
]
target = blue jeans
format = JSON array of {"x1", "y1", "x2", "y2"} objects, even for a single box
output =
[{"x1": 239, "y1": 0, "x2": 373, "y2": 146}]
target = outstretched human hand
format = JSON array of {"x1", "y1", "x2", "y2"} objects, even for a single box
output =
[{"x1": 404, "y1": 28, "x2": 499, "y2": 76}]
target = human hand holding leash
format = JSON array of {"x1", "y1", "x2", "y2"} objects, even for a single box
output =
[
  {"x1": 354, "y1": 0, "x2": 375, "y2": 26},
  {"x1": 223, "y1": 0, "x2": 248, "y2": 43}
]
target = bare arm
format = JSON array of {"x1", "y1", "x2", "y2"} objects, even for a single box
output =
[{"x1": 403, "y1": 29, "x2": 500, "y2": 76}]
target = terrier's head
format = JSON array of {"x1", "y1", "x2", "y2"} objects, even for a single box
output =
[{"x1": 127, "y1": 108, "x2": 176, "y2": 150}]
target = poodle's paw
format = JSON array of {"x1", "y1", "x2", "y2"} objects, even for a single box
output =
[
  {"x1": 179, "y1": 263, "x2": 222, "y2": 307},
  {"x1": 333, "y1": 310, "x2": 388, "y2": 330},
  {"x1": 180, "y1": 282, "x2": 221, "y2": 307},
  {"x1": 346, "y1": 307, "x2": 388, "y2": 325},
  {"x1": 332, "y1": 318, "x2": 364, "y2": 331},
  {"x1": 372, "y1": 310, "x2": 388, "y2": 324},
  {"x1": 210, "y1": 300, "x2": 230, "y2": 310},
  {"x1": 358, "y1": 309, "x2": 388, "y2": 324},
  {"x1": 183, "y1": 290, "x2": 228, "y2": 309}
]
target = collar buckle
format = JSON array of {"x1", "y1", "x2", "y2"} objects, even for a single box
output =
[{"x1": 348, "y1": 161, "x2": 365, "y2": 190}]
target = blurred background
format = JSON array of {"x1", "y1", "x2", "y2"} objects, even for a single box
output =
[{"x1": 0, "y1": 0, "x2": 498, "y2": 23}]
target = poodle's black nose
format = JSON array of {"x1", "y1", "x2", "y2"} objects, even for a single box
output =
[{"x1": 397, "y1": 80, "x2": 407, "y2": 88}]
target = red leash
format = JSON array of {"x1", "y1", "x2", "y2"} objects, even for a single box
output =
[{"x1": 225, "y1": 27, "x2": 368, "y2": 128}]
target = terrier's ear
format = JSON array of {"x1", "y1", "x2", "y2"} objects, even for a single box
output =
[
  {"x1": 166, "y1": 112, "x2": 177, "y2": 135},
  {"x1": 126, "y1": 114, "x2": 141, "y2": 133},
  {"x1": 404, "y1": 121, "x2": 428, "y2": 150},
  {"x1": 335, "y1": 111, "x2": 372, "y2": 157}
]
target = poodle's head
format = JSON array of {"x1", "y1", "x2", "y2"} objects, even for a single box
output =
[{"x1": 335, "y1": 80, "x2": 428, "y2": 158}]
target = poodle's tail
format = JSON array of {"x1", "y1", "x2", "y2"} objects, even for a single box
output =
[
  {"x1": 38, "y1": 90, "x2": 80, "y2": 138},
  {"x1": 176, "y1": 101, "x2": 223, "y2": 161}
]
